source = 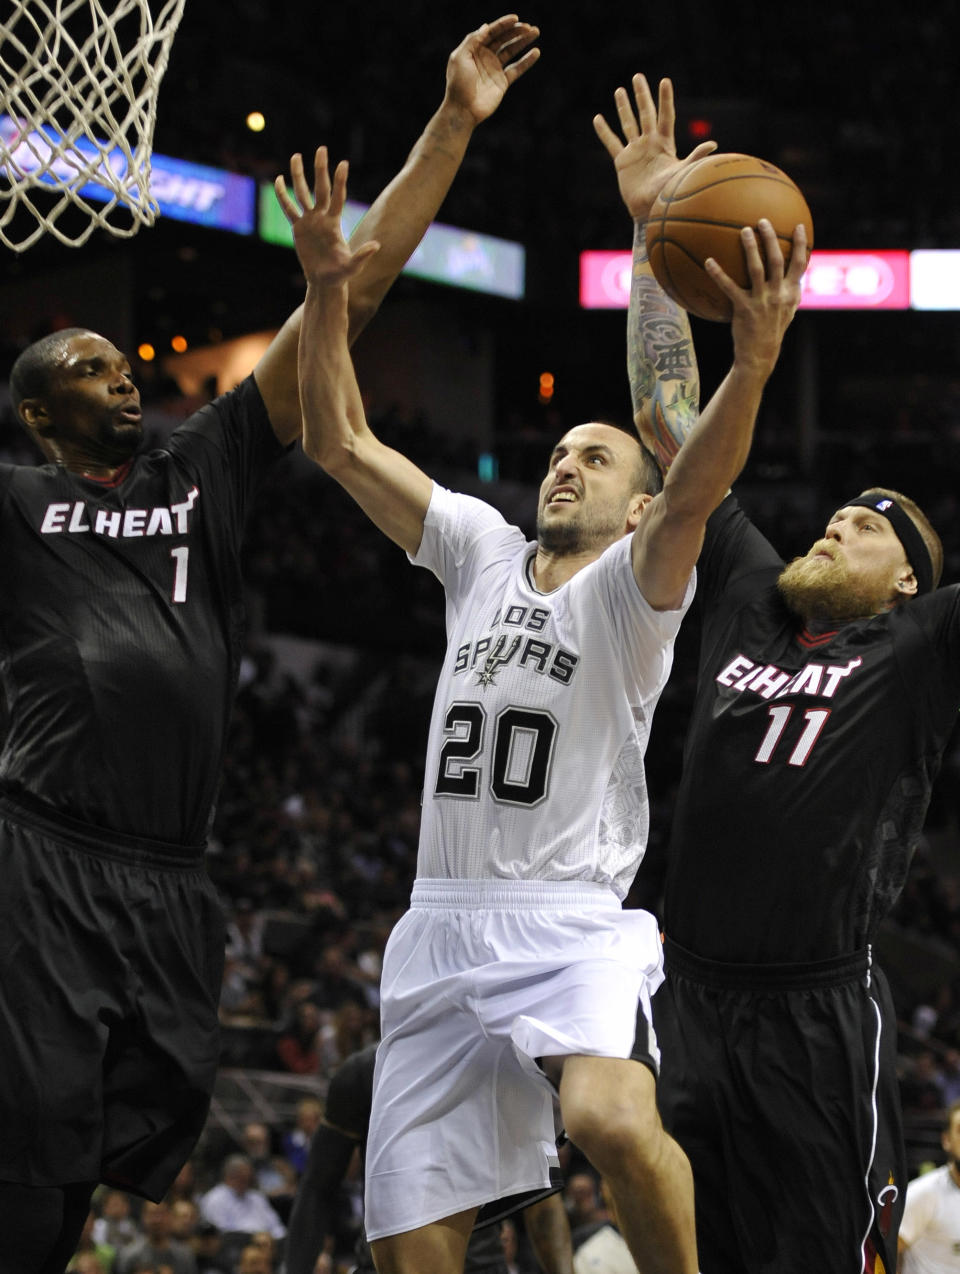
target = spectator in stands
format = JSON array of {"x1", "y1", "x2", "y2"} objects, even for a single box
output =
[
  {"x1": 219, "y1": 952, "x2": 265, "y2": 1022},
  {"x1": 564, "y1": 1173, "x2": 607, "y2": 1245},
  {"x1": 199, "y1": 1155, "x2": 286, "y2": 1240},
  {"x1": 569, "y1": 1179, "x2": 637, "y2": 1274},
  {"x1": 67, "y1": 1211, "x2": 116, "y2": 1272},
  {"x1": 168, "y1": 1200, "x2": 201, "y2": 1245},
  {"x1": 167, "y1": 1161, "x2": 201, "y2": 1208},
  {"x1": 246, "y1": 1232, "x2": 279, "y2": 1268},
  {"x1": 317, "y1": 1002, "x2": 374, "y2": 1078},
  {"x1": 67, "y1": 1256, "x2": 109, "y2": 1274},
  {"x1": 187, "y1": 1222, "x2": 229, "y2": 1274},
  {"x1": 235, "y1": 1246, "x2": 272, "y2": 1274},
  {"x1": 275, "y1": 1001, "x2": 322, "y2": 1074},
  {"x1": 941, "y1": 1048, "x2": 960, "y2": 1104},
  {"x1": 308, "y1": 944, "x2": 369, "y2": 1013},
  {"x1": 281, "y1": 1098, "x2": 324, "y2": 1177},
  {"x1": 239, "y1": 1123, "x2": 297, "y2": 1217},
  {"x1": 115, "y1": 1200, "x2": 197, "y2": 1274},
  {"x1": 898, "y1": 1100, "x2": 960, "y2": 1272},
  {"x1": 902, "y1": 1051, "x2": 949, "y2": 1113},
  {"x1": 92, "y1": 1189, "x2": 138, "y2": 1250}
]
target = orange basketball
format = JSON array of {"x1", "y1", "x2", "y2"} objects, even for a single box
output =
[{"x1": 646, "y1": 153, "x2": 814, "y2": 322}]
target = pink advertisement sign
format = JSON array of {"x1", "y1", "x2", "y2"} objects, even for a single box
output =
[{"x1": 579, "y1": 249, "x2": 913, "y2": 311}]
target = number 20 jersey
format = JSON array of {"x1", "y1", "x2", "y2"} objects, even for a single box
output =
[
  {"x1": 664, "y1": 495, "x2": 960, "y2": 964},
  {"x1": 411, "y1": 484, "x2": 694, "y2": 899}
]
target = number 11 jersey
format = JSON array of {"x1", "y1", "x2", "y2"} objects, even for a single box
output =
[{"x1": 665, "y1": 495, "x2": 960, "y2": 964}]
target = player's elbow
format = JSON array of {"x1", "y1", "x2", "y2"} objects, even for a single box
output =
[{"x1": 302, "y1": 418, "x2": 360, "y2": 474}]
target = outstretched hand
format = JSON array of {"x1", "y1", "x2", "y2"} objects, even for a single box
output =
[
  {"x1": 444, "y1": 14, "x2": 540, "y2": 124},
  {"x1": 274, "y1": 148, "x2": 380, "y2": 287},
  {"x1": 594, "y1": 74, "x2": 716, "y2": 221},
  {"x1": 708, "y1": 221, "x2": 809, "y2": 375}
]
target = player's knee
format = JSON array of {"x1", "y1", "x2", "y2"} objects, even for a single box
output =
[{"x1": 563, "y1": 1088, "x2": 662, "y2": 1174}]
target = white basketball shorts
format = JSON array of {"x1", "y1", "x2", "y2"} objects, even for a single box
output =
[{"x1": 364, "y1": 877, "x2": 664, "y2": 1241}]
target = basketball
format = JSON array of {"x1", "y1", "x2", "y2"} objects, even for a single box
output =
[{"x1": 646, "y1": 153, "x2": 814, "y2": 322}]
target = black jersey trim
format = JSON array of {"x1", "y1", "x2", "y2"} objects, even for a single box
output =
[
  {"x1": 524, "y1": 548, "x2": 558, "y2": 595},
  {"x1": 663, "y1": 935, "x2": 871, "y2": 990},
  {"x1": 0, "y1": 788, "x2": 206, "y2": 868},
  {"x1": 473, "y1": 1169, "x2": 565, "y2": 1229}
]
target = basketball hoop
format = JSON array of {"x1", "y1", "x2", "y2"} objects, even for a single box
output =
[{"x1": 0, "y1": 0, "x2": 187, "y2": 251}]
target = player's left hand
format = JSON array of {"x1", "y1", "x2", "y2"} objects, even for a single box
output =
[
  {"x1": 594, "y1": 73, "x2": 717, "y2": 221},
  {"x1": 274, "y1": 148, "x2": 380, "y2": 287},
  {"x1": 444, "y1": 14, "x2": 541, "y2": 125}
]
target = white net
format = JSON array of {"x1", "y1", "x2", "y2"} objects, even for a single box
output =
[{"x1": 0, "y1": 0, "x2": 187, "y2": 251}]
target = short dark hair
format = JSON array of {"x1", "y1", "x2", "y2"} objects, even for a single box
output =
[
  {"x1": 637, "y1": 440, "x2": 663, "y2": 496},
  {"x1": 8, "y1": 328, "x2": 92, "y2": 415},
  {"x1": 589, "y1": 418, "x2": 662, "y2": 496}
]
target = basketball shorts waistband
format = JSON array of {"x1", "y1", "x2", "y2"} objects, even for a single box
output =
[
  {"x1": 663, "y1": 935, "x2": 872, "y2": 990},
  {"x1": 0, "y1": 790, "x2": 206, "y2": 870},
  {"x1": 411, "y1": 878, "x2": 622, "y2": 910}
]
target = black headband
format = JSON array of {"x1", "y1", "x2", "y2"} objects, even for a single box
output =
[{"x1": 842, "y1": 492, "x2": 934, "y2": 595}]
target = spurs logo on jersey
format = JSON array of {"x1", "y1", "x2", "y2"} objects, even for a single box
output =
[
  {"x1": 38, "y1": 486, "x2": 200, "y2": 538},
  {"x1": 716, "y1": 653, "x2": 863, "y2": 701},
  {"x1": 453, "y1": 602, "x2": 580, "y2": 690}
]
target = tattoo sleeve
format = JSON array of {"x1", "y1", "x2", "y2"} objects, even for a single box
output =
[{"x1": 627, "y1": 219, "x2": 701, "y2": 473}]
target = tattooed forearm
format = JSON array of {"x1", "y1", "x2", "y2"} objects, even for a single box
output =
[{"x1": 627, "y1": 220, "x2": 700, "y2": 471}]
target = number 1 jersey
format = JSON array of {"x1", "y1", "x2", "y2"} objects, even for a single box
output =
[{"x1": 0, "y1": 377, "x2": 285, "y2": 846}]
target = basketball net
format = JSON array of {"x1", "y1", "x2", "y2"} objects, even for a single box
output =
[{"x1": 0, "y1": 0, "x2": 187, "y2": 251}]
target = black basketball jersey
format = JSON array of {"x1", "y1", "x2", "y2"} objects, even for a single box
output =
[
  {"x1": 0, "y1": 376, "x2": 285, "y2": 847},
  {"x1": 664, "y1": 496, "x2": 960, "y2": 964}
]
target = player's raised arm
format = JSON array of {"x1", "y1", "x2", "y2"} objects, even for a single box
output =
[
  {"x1": 627, "y1": 219, "x2": 808, "y2": 609},
  {"x1": 275, "y1": 149, "x2": 434, "y2": 557},
  {"x1": 596, "y1": 74, "x2": 807, "y2": 610},
  {"x1": 594, "y1": 74, "x2": 713, "y2": 470},
  {"x1": 636, "y1": 219, "x2": 807, "y2": 588},
  {"x1": 346, "y1": 14, "x2": 539, "y2": 342},
  {"x1": 255, "y1": 16, "x2": 540, "y2": 445}
]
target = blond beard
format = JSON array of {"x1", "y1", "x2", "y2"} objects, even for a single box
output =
[{"x1": 777, "y1": 545, "x2": 895, "y2": 623}]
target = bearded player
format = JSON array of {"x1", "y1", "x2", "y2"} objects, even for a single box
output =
[{"x1": 598, "y1": 71, "x2": 952, "y2": 1274}]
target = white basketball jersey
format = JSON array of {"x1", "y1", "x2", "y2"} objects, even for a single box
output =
[
  {"x1": 900, "y1": 1165, "x2": 960, "y2": 1274},
  {"x1": 410, "y1": 484, "x2": 694, "y2": 899}
]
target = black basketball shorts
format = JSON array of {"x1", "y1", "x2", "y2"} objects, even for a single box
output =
[
  {"x1": 655, "y1": 939, "x2": 905, "y2": 1274},
  {"x1": 0, "y1": 795, "x2": 225, "y2": 1199}
]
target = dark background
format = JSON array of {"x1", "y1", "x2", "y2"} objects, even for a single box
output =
[{"x1": 2, "y1": 2, "x2": 959, "y2": 455}]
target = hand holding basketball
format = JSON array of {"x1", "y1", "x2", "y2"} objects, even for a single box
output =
[
  {"x1": 646, "y1": 153, "x2": 814, "y2": 321},
  {"x1": 707, "y1": 219, "x2": 809, "y2": 376}
]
